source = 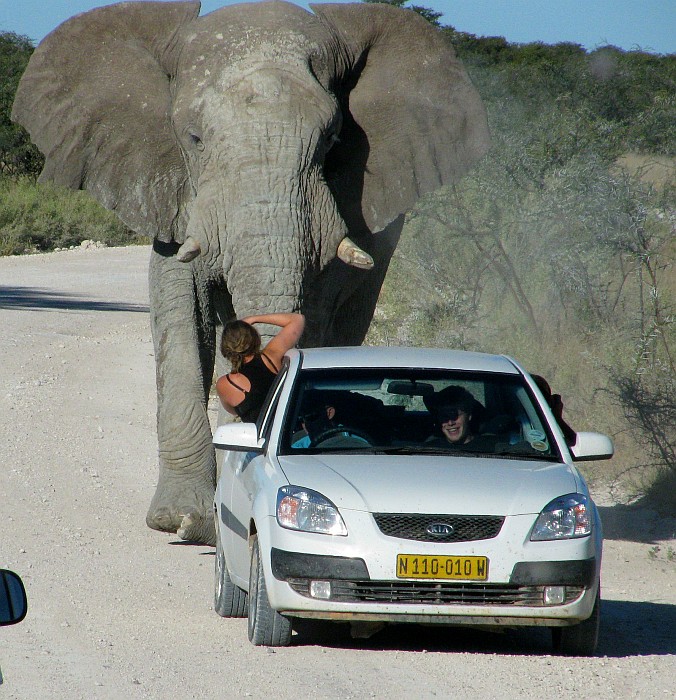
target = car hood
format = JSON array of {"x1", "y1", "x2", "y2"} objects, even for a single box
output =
[{"x1": 276, "y1": 454, "x2": 581, "y2": 516}]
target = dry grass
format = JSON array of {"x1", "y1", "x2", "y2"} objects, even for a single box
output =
[{"x1": 616, "y1": 153, "x2": 676, "y2": 190}]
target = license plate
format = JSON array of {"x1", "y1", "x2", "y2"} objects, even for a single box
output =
[{"x1": 396, "y1": 554, "x2": 488, "y2": 580}]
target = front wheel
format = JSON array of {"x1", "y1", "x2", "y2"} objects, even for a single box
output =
[
  {"x1": 214, "y1": 516, "x2": 248, "y2": 617},
  {"x1": 551, "y1": 587, "x2": 600, "y2": 656},
  {"x1": 247, "y1": 536, "x2": 292, "y2": 646}
]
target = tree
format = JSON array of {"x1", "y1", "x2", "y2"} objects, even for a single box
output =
[
  {"x1": 0, "y1": 32, "x2": 43, "y2": 177},
  {"x1": 361, "y1": 0, "x2": 442, "y2": 26}
]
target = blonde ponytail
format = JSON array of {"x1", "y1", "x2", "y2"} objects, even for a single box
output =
[{"x1": 220, "y1": 320, "x2": 261, "y2": 372}]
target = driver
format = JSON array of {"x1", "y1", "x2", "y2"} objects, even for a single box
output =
[
  {"x1": 292, "y1": 392, "x2": 370, "y2": 448},
  {"x1": 293, "y1": 404, "x2": 336, "y2": 448}
]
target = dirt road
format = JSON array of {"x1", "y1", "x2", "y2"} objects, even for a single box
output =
[{"x1": 1, "y1": 246, "x2": 674, "y2": 699}]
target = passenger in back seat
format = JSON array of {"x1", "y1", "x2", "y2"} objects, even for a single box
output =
[{"x1": 531, "y1": 374, "x2": 577, "y2": 446}]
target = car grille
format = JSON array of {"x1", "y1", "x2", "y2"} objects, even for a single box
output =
[
  {"x1": 373, "y1": 513, "x2": 504, "y2": 542},
  {"x1": 287, "y1": 579, "x2": 584, "y2": 606}
]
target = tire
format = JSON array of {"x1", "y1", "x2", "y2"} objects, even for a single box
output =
[
  {"x1": 247, "y1": 536, "x2": 292, "y2": 646},
  {"x1": 214, "y1": 519, "x2": 248, "y2": 618},
  {"x1": 552, "y1": 587, "x2": 600, "y2": 656}
]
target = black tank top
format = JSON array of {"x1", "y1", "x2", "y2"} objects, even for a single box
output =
[{"x1": 227, "y1": 353, "x2": 278, "y2": 423}]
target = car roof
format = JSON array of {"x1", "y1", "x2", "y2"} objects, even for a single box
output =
[{"x1": 292, "y1": 346, "x2": 521, "y2": 374}]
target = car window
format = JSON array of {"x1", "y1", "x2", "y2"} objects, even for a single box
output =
[{"x1": 279, "y1": 368, "x2": 560, "y2": 460}]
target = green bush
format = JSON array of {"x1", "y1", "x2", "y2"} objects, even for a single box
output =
[{"x1": 0, "y1": 177, "x2": 148, "y2": 255}]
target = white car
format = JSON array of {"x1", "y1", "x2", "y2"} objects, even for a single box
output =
[{"x1": 213, "y1": 347, "x2": 612, "y2": 653}]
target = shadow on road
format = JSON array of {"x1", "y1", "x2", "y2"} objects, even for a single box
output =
[
  {"x1": 292, "y1": 598, "x2": 676, "y2": 657},
  {"x1": 598, "y1": 599, "x2": 676, "y2": 656},
  {"x1": 598, "y1": 502, "x2": 676, "y2": 544},
  {"x1": 0, "y1": 286, "x2": 148, "y2": 313}
]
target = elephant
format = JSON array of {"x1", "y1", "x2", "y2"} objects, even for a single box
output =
[{"x1": 12, "y1": 1, "x2": 489, "y2": 544}]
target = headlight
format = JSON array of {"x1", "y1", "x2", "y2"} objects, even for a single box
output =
[
  {"x1": 276, "y1": 486, "x2": 347, "y2": 536},
  {"x1": 530, "y1": 493, "x2": 592, "y2": 541}
]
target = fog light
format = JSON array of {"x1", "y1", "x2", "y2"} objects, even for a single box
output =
[
  {"x1": 309, "y1": 580, "x2": 332, "y2": 600},
  {"x1": 543, "y1": 585, "x2": 566, "y2": 605}
]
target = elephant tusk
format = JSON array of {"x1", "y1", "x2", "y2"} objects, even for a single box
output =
[
  {"x1": 337, "y1": 237, "x2": 374, "y2": 270},
  {"x1": 176, "y1": 236, "x2": 201, "y2": 263}
]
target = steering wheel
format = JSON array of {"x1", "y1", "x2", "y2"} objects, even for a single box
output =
[{"x1": 310, "y1": 426, "x2": 374, "y2": 447}]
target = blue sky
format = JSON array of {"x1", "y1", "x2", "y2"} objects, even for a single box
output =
[{"x1": 2, "y1": 0, "x2": 673, "y2": 54}]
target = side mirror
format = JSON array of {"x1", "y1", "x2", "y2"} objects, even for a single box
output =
[
  {"x1": 0, "y1": 570, "x2": 27, "y2": 626},
  {"x1": 570, "y1": 432, "x2": 614, "y2": 461},
  {"x1": 213, "y1": 423, "x2": 263, "y2": 452}
]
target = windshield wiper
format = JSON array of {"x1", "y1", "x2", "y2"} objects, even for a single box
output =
[
  {"x1": 378, "y1": 446, "x2": 487, "y2": 456},
  {"x1": 365, "y1": 446, "x2": 562, "y2": 461},
  {"x1": 307, "y1": 446, "x2": 381, "y2": 454},
  {"x1": 376, "y1": 446, "x2": 446, "y2": 455},
  {"x1": 490, "y1": 449, "x2": 561, "y2": 462}
]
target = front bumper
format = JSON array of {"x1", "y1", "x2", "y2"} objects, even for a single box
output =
[
  {"x1": 257, "y1": 509, "x2": 602, "y2": 627},
  {"x1": 272, "y1": 548, "x2": 596, "y2": 587},
  {"x1": 271, "y1": 548, "x2": 596, "y2": 626}
]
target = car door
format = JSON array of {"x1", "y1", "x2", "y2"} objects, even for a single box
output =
[
  {"x1": 217, "y1": 443, "x2": 250, "y2": 587},
  {"x1": 227, "y1": 367, "x2": 290, "y2": 585}
]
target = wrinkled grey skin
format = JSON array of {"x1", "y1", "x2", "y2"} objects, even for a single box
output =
[{"x1": 12, "y1": 1, "x2": 489, "y2": 544}]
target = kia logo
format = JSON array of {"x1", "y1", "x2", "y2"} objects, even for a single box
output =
[{"x1": 426, "y1": 522, "x2": 454, "y2": 536}]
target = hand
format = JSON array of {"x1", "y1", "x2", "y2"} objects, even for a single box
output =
[{"x1": 550, "y1": 394, "x2": 564, "y2": 420}]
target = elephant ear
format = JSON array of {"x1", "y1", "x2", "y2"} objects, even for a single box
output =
[
  {"x1": 311, "y1": 3, "x2": 490, "y2": 233},
  {"x1": 11, "y1": 1, "x2": 201, "y2": 242}
]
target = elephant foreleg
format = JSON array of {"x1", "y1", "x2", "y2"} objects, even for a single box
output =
[{"x1": 146, "y1": 244, "x2": 217, "y2": 544}]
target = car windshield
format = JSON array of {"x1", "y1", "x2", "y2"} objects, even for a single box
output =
[{"x1": 279, "y1": 368, "x2": 561, "y2": 460}]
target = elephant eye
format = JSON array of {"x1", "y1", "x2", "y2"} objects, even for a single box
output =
[{"x1": 190, "y1": 133, "x2": 205, "y2": 152}]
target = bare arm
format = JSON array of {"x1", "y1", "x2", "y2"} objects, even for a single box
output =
[
  {"x1": 240, "y1": 312, "x2": 304, "y2": 328},
  {"x1": 242, "y1": 313, "x2": 305, "y2": 366}
]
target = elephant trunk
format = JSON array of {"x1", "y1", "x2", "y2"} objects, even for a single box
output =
[
  {"x1": 224, "y1": 194, "x2": 310, "y2": 316},
  {"x1": 223, "y1": 170, "x2": 374, "y2": 316}
]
